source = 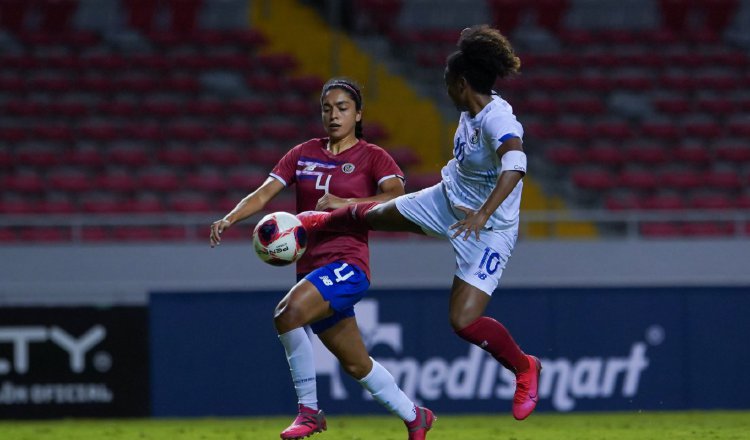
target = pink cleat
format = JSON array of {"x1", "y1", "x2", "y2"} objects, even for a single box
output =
[
  {"x1": 512, "y1": 355, "x2": 542, "y2": 420},
  {"x1": 280, "y1": 405, "x2": 327, "y2": 439},
  {"x1": 405, "y1": 406, "x2": 436, "y2": 440},
  {"x1": 296, "y1": 211, "x2": 329, "y2": 233}
]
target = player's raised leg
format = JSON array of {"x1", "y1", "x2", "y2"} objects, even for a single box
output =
[
  {"x1": 297, "y1": 198, "x2": 425, "y2": 235},
  {"x1": 449, "y1": 277, "x2": 541, "y2": 420},
  {"x1": 319, "y1": 317, "x2": 435, "y2": 439}
]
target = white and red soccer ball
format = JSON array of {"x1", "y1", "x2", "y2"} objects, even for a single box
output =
[{"x1": 252, "y1": 212, "x2": 307, "y2": 266}]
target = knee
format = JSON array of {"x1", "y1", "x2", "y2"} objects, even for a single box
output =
[
  {"x1": 274, "y1": 303, "x2": 304, "y2": 333},
  {"x1": 340, "y1": 359, "x2": 372, "y2": 380},
  {"x1": 450, "y1": 311, "x2": 480, "y2": 333}
]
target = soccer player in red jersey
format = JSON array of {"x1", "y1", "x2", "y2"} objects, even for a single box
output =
[
  {"x1": 297, "y1": 27, "x2": 542, "y2": 421},
  {"x1": 210, "y1": 78, "x2": 434, "y2": 440}
]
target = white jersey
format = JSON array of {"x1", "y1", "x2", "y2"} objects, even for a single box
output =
[{"x1": 441, "y1": 94, "x2": 524, "y2": 231}]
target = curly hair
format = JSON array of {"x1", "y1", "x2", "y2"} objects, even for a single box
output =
[{"x1": 446, "y1": 25, "x2": 521, "y2": 94}]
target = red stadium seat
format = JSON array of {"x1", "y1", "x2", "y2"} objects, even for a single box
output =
[
  {"x1": 705, "y1": 170, "x2": 742, "y2": 189},
  {"x1": 4, "y1": 172, "x2": 46, "y2": 193},
  {"x1": 690, "y1": 194, "x2": 733, "y2": 210},
  {"x1": 604, "y1": 192, "x2": 641, "y2": 211},
  {"x1": 168, "y1": 194, "x2": 213, "y2": 212},
  {"x1": 354, "y1": 0, "x2": 404, "y2": 34},
  {"x1": 563, "y1": 98, "x2": 605, "y2": 115},
  {"x1": 288, "y1": 76, "x2": 325, "y2": 95},
  {"x1": 625, "y1": 144, "x2": 669, "y2": 164},
  {"x1": 555, "y1": 121, "x2": 591, "y2": 141},
  {"x1": 682, "y1": 222, "x2": 735, "y2": 237},
  {"x1": 640, "y1": 222, "x2": 682, "y2": 238},
  {"x1": 160, "y1": 226, "x2": 188, "y2": 240},
  {"x1": 186, "y1": 171, "x2": 230, "y2": 192},
  {"x1": 16, "y1": 144, "x2": 61, "y2": 167},
  {"x1": 674, "y1": 145, "x2": 711, "y2": 164},
  {"x1": 165, "y1": 0, "x2": 202, "y2": 34},
  {"x1": 113, "y1": 226, "x2": 159, "y2": 241},
  {"x1": 167, "y1": 122, "x2": 210, "y2": 142},
  {"x1": 229, "y1": 99, "x2": 268, "y2": 117},
  {"x1": 96, "y1": 171, "x2": 139, "y2": 193},
  {"x1": 39, "y1": 0, "x2": 78, "y2": 34},
  {"x1": 654, "y1": 98, "x2": 691, "y2": 115},
  {"x1": 186, "y1": 99, "x2": 226, "y2": 118},
  {"x1": 587, "y1": 144, "x2": 625, "y2": 166},
  {"x1": 109, "y1": 145, "x2": 151, "y2": 167},
  {"x1": 157, "y1": 145, "x2": 197, "y2": 167},
  {"x1": 79, "y1": 122, "x2": 120, "y2": 142},
  {"x1": 593, "y1": 121, "x2": 632, "y2": 139},
  {"x1": 641, "y1": 194, "x2": 685, "y2": 210},
  {"x1": 0, "y1": 199, "x2": 36, "y2": 214},
  {"x1": 123, "y1": 197, "x2": 165, "y2": 213},
  {"x1": 81, "y1": 226, "x2": 111, "y2": 242},
  {"x1": 661, "y1": 169, "x2": 705, "y2": 189},
  {"x1": 81, "y1": 195, "x2": 125, "y2": 213},
  {"x1": 641, "y1": 122, "x2": 680, "y2": 141},
  {"x1": 123, "y1": 0, "x2": 159, "y2": 32},
  {"x1": 38, "y1": 198, "x2": 77, "y2": 214},
  {"x1": 715, "y1": 143, "x2": 750, "y2": 162},
  {"x1": 20, "y1": 227, "x2": 71, "y2": 242},
  {"x1": 198, "y1": 145, "x2": 242, "y2": 166},
  {"x1": 215, "y1": 124, "x2": 258, "y2": 142},
  {"x1": 547, "y1": 144, "x2": 583, "y2": 166},
  {"x1": 141, "y1": 169, "x2": 181, "y2": 192},
  {"x1": 619, "y1": 169, "x2": 657, "y2": 190},
  {"x1": 683, "y1": 120, "x2": 721, "y2": 139},
  {"x1": 0, "y1": 228, "x2": 18, "y2": 242},
  {"x1": 47, "y1": 169, "x2": 92, "y2": 193},
  {"x1": 571, "y1": 169, "x2": 616, "y2": 190}
]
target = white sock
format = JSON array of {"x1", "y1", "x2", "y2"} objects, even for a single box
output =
[
  {"x1": 358, "y1": 359, "x2": 417, "y2": 422},
  {"x1": 278, "y1": 328, "x2": 318, "y2": 410}
]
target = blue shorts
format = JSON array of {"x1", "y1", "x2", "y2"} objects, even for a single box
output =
[{"x1": 298, "y1": 261, "x2": 370, "y2": 334}]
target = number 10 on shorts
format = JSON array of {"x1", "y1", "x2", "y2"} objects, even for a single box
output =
[{"x1": 478, "y1": 247, "x2": 501, "y2": 275}]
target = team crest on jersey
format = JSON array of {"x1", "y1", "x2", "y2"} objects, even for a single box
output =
[
  {"x1": 470, "y1": 128, "x2": 479, "y2": 144},
  {"x1": 342, "y1": 163, "x2": 355, "y2": 174}
]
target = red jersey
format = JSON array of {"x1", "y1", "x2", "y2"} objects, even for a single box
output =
[{"x1": 270, "y1": 138, "x2": 404, "y2": 279}]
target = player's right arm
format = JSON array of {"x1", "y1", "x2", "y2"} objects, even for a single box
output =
[{"x1": 209, "y1": 177, "x2": 284, "y2": 247}]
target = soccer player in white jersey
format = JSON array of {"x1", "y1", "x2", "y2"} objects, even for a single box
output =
[{"x1": 298, "y1": 25, "x2": 541, "y2": 421}]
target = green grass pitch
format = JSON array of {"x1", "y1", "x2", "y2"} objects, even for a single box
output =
[{"x1": 0, "y1": 411, "x2": 748, "y2": 439}]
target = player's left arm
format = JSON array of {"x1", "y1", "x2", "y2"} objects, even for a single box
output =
[
  {"x1": 315, "y1": 176, "x2": 405, "y2": 210},
  {"x1": 451, "y1": 137, "x2": 525, "y2": 240}
]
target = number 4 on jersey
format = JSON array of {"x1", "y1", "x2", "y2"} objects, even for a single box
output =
[{"x1": 315, "y1": 174, "x2": 331, "y2": 193}]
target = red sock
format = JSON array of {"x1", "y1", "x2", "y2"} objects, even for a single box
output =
[
  {"x1": 456, "y1": 316, "x2": 529, "y2": 373},
  {"x1": 324, "y1": 202, "x2": 380, "y2": 232}
]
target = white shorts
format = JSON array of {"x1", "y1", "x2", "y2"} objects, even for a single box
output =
[{"x1": 394, "y1": 183, "x2": 517, "y2": 295}]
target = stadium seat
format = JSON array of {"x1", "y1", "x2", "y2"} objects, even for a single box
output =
[
  {"x1": 547, "y1": 144, "x2": 583, "y2": 166},
  {"x1": 587, "y1": 144, "x2": 625, "y2": 166},
  {"x1": 640, "y1": 222, "x2": 682, "y2": 238},
  {"x1": 626, "y1": 144, "x2": 670, "y2": 164},
  {"x1": 571, "y1": 169, "x2": 616, "y2": 191},
  {"x1": 661, "y1": 169, "x2": 705, "y2": 190},
  {"x1": 690, "y1": 193, "x2": 733, "y2": 210},
  {"x1": 619, "y1": 169, "x2": 658, "y2": 191},
  {"x1": 19, "y1": 227, "x2": 71, "y2": 242},
  {"x1": 682, "y1": 221, "x2": 735, "y2": 237},
  {"x1": 640, "y1": 193, "x2": 685, "y2": 210},
  {"x1": 47, "y1": 169, "x2": 92, "y2": 193}
]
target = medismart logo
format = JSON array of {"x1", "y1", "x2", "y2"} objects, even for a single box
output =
[{"x1": 312, "y1": 299, "x2": 661, "y2": 411}]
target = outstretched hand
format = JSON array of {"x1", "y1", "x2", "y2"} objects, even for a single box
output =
[
  {"x1": 209, "y1": 219, "x2": 231, "y2": 247},
  {"x1": 449, "y1": 206, "x2": 489, "y2": 241}
]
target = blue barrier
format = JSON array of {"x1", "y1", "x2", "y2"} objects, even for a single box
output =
[{"x1": 150, "y1": 287, "x2": 750, "y2": 416}]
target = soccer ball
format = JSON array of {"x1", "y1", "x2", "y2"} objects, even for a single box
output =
[{"x1": 252, "y1": 212, "x2": 307, "y2": 266}]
